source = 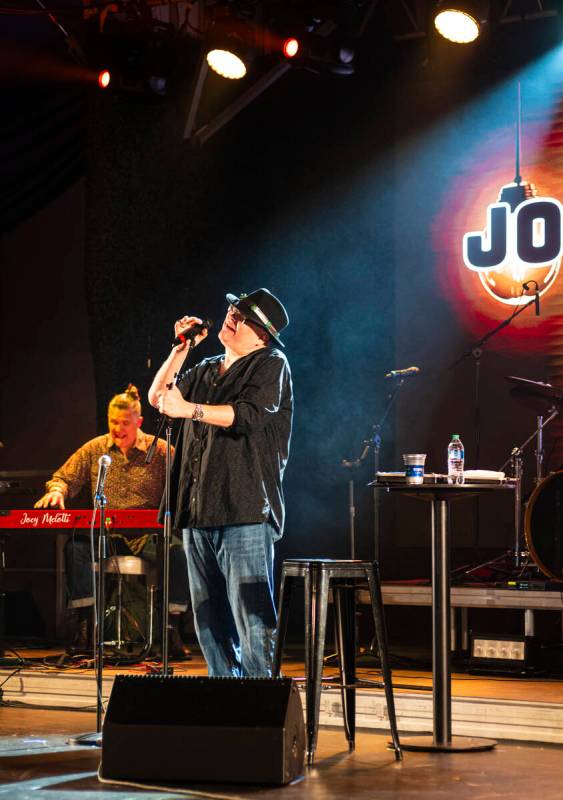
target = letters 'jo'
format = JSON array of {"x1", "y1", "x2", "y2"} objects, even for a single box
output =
[{"x1": 463, "y1": 197, "x2": 563, "y2": 271}]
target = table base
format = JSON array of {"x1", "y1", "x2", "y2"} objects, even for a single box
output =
[{"x1": 398, "y1": 735, "x2": 497, "y2": 752}]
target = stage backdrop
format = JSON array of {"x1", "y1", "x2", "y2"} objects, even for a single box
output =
[{"x1": 390, "y1": 50, "x2": 563, "y2": 581}]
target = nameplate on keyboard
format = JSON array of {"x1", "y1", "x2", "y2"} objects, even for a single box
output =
[{"x1": 0, "y1": 509, "x2": 161, "y2": 529}]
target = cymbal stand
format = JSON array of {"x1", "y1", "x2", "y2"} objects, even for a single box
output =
[
  {"x1": 499, "y1": 406, "x2": 559, "y2": 569},
  {"x1": 536, "y1": 414, "x2": 544, "y2": 484},
  {"x1": 511, "y1": 447, "x2": 524, "y2": 569}
]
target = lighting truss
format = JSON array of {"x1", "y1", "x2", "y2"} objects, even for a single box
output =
[
  {"x1": 182, "y1": 0, "x2": 381, "y2": 145},
  {"x1": 385, "y1": 0, "x2": 560, "y2": 41}
]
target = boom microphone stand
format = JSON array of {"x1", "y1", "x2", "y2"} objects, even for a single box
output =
[
  {"x1": 448, "y1": 290, "x2": 539, "y2": 549},
  {"x1": 448, "y1": 289, "x2": 538, "y2": 467}
]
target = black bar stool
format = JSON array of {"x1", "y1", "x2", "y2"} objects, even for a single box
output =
[{"x1": 273, "y1": 558, "x2": 402, "y2": 765}]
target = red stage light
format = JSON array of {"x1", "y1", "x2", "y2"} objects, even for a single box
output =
[
  {"x1": 98, "y1": 70, "x2": 111, "y2": 89},
  {"x1": 283, "y1": 38, "x2": 300, "y2": 59}
]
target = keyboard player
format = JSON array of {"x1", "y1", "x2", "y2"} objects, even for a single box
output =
[{"x1": 34, "y1": 385, "x2": 191, "y2": 658}]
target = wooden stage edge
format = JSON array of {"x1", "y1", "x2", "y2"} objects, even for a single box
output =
[{"x1": 2, "y1": 651, "x2": 563, "y2": 746}]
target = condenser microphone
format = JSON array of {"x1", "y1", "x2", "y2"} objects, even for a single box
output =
[
  {"x1": 95, "y1": 454, "x2": 111, "y2": 501},
  {"x1": 173, "y1": 318, "x2": 214, "y2": 346},
  {"x1": 385, "y1": 366, "x2": 420, "y2": 379}
]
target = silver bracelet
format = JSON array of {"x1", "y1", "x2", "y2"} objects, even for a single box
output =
[{"x1": 192, "y1": 403, "x2": 204, "y2": 422}]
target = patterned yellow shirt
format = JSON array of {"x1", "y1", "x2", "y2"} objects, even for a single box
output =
[{"x1": 46, "y1": 430, "x2": 169, "y2": 552}]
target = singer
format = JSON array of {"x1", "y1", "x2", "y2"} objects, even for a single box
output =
[
  {"x1": 148, "y1": 288, "x2": 293, "y2": 678},
  {"x1": 34, "y1": 386, "x2": 191, "y2": 658}
]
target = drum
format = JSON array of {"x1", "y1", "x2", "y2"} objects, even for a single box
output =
[{"x1": 524, "y1": 471, "x2": 563, "y2": 582}]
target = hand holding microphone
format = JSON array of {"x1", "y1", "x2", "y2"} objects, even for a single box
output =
[{"x1": 173, "y1": 316, "x2": 213, "y2": 350}]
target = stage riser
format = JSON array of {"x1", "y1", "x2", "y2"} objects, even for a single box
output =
[
  {"x1": 2, "y1": 670, "x2": 563, "y2": 745},
  {"x1": 318, "y1": 693, "x2": 563, "y2": 745}
]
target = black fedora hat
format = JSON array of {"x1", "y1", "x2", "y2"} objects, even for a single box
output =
[{"x1": 225, "y1": 288, "x2": 289, "y2": 347}]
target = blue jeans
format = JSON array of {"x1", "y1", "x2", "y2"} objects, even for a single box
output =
[{"x1": 183, "y1": 523, "x2": 277, "y2": 677}]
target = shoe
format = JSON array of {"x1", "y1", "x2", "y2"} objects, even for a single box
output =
[
  {"x1": 169, "y1": 625, "x2": 192, "y2": 660},
  {"x1": 66, "y1": 613, "x2": 93, "y2": 655},
  {"x1": 147, "y1": 635, "x2": 192, "y2": 661}
]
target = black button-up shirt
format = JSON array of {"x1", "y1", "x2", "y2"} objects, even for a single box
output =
[{"x1": 167, "y1": 347, "x2": 293, "y2": 537}]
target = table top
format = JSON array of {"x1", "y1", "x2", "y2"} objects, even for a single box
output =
[{"x1": 368, "y1": 480, "x2": 515, "y2": 498}]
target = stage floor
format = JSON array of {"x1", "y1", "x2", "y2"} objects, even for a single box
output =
[
  {"x1": 2, "y1": 647, "x2": 563, "y2": 745},
  {"x1": 2, "y1": 705, "x2": 563, "y2": 800}
]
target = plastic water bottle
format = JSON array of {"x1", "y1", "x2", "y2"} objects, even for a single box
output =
[{"x1": 447, "y1": 435, "x2": 465, "y2": 484}]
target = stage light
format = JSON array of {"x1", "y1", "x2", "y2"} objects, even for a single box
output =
[
  {"x1": 433, "y1": 2, "x2": 488, "y2": 44},
  {"x1": 434, "y1": 10, "x2": 479, "y2": 43},
  {"x1": 283, "y1": 38, "x2": 300, "y2": 59},
  {"x1": 206, "y1": 48, "x2": 247, "y2": 79},
  {"x1": 97, "y1": 69, "x2": 111, "y2": 89},
  {"x1": 205, "y1": 14, "x2": 254, "y2": 81}
]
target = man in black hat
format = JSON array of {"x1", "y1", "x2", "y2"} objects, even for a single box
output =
[{"x1": 148, "y1": 288, "x2": 293, "y2": 677}]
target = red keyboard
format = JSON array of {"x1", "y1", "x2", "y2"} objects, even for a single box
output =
[{"x1": 0, "y1": 509, "x2": 162, "y2": 529}]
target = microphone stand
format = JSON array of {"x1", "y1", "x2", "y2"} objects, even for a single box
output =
[
  {"x1": 448, "y1": 294, "x2": 538, "y2": 551},
  {"x1": 448, "y1": 294, "x2": 537, "y2": 467},
  {"x1": 69, "y1": 488, "x2": 109, "y2": 747},
  {"x1": 145, "y1": 339, "x2": 194, "y2": 677},
  {"x1": 324, "y1": 376, "x2": 408, "y2": 669},
  {"x1": 342, "y1": 376, "x2": 408, "y2": 564},
  {"x1": 95, "y1": 488, "x2": 108, "y2": 735}
]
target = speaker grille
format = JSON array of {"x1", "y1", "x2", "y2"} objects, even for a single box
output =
[{"x1": 101, "y1": 675, "x2": 305, "y2": 785}]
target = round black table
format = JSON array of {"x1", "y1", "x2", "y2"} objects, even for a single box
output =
[{"x1": 371, "y1": 479, "x2": 515, "y2": 752}]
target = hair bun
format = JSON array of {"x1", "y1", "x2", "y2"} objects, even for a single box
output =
[{"x1": 125, "y1": 384, "x2": 140, "y2": 402}]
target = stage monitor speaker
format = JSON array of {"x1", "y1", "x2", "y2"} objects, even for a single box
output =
[{"x1": 100, "y1": 675, "x2": 305, "y2": 786}]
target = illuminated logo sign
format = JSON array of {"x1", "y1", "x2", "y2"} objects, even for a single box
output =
[{"x1": 462, "y1": 188, "x2": 562, "y2": 305}]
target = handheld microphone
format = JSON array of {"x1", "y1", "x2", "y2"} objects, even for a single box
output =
[
  {"x1": 95, "y1": 454, "x2": 111, "y2": 501},
  {"x1": 173, "y1": 318, "x2": 214, "y2": 346},
  {"x1": 385, "y1": 366, "x2": 420, "y2": 379},
  {"x1": 523, "y1": 282, "x2": 540, "y2": 317}
]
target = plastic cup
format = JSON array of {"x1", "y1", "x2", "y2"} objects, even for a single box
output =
[{"x1": 403, "y1": 453, "x2": 427, "y2": 485}]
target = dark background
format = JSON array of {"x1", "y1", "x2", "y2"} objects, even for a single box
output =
[{"x1": 2, "y1": 6, "x2": 563, "y2": 646}]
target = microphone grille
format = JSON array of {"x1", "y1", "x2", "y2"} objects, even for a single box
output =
[{"x1": 99, "y1": 454, "x2": 112, "y2": 467}]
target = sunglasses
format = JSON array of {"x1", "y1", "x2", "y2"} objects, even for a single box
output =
[{"x1": 227, "y1": 305, "x2": 247, "y2": 324}]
